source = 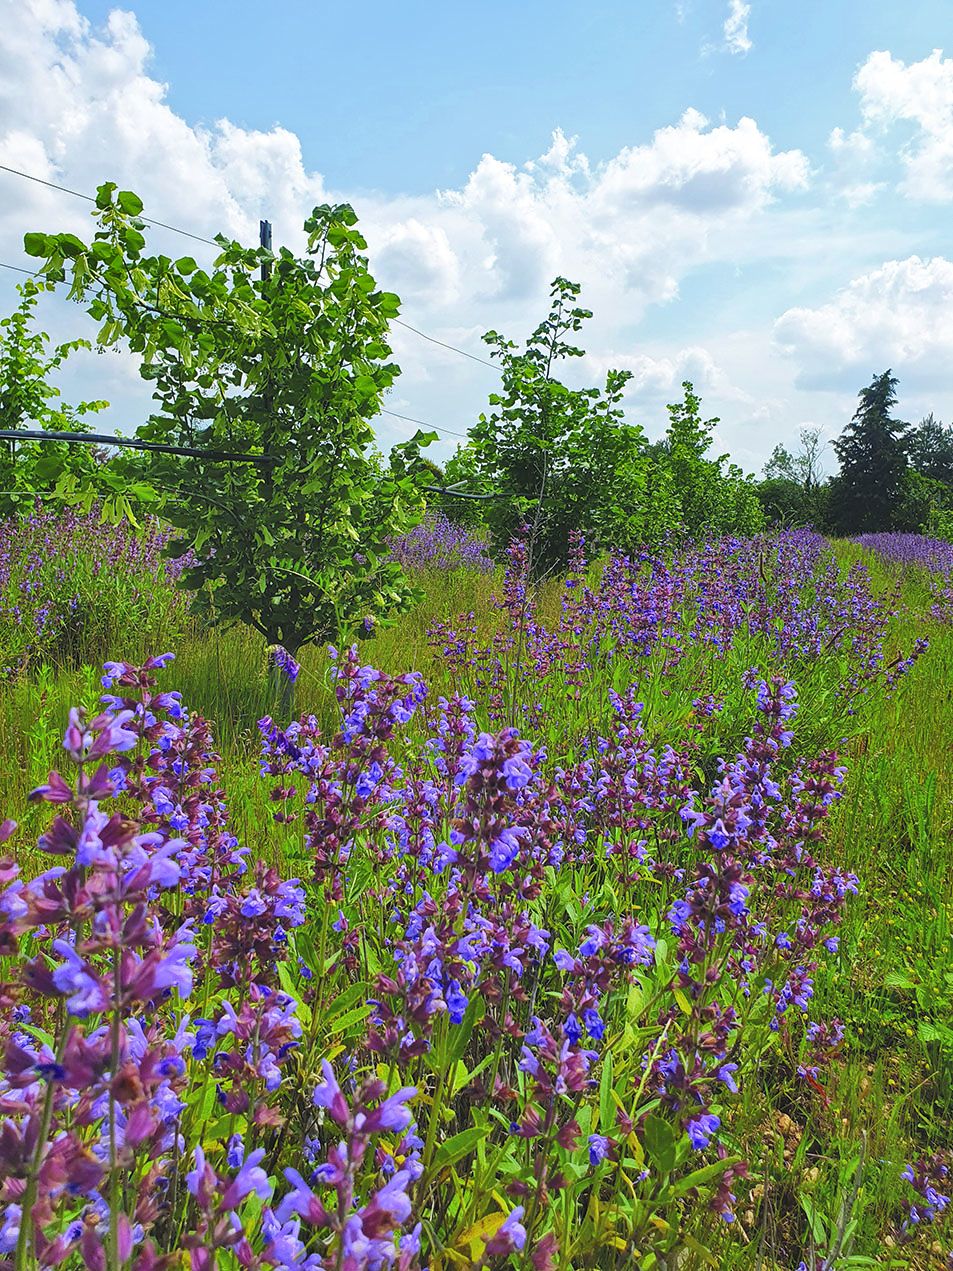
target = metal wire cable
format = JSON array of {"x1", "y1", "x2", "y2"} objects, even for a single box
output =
[
  {"x1": 0, "y1": 163, "x2": 218, "y2": 246},
  {"x1": 1, "y1": 163, "x2": 500, "y2": 369},
  {"x1": 1, "y1": 163, "x2": 486, "y2": 443}
]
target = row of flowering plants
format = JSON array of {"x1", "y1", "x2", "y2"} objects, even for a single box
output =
[
  {"x1": 388, "y1": 513, "x2": 495, "y2": 575},
  {"x1": 2, "y1": 633, "x2": 948, "y2": 1269},
  {"x1": 852, "y1": 531, "x2": 953, "y2": 627},
  {"x1": 0, "y1": 507, "x2": 193, "y2": 677},
  {"x1": 426, "y1": 529, "x2": 929, "y2": 745},
  {"x1": 852, "y1": 532, "x2": 953, "y2": 574}
]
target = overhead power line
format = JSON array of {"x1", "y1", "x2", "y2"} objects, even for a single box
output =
[
  {"x1": 0, "y1": 266, "x2": 470, "y2": 443},
  {"x1": 0, "y1": 163, "x2": 501, "y2": 371},
  {"x1": 381, "y1": 408, "x2": 467, "y2": 439},
  {"x1": 391, "y1": 318, "x2": 498, "y2": 370},
  {"x1": 1, "y1": 161, "x2": 483, "y2": 444},
  {"x1": 0, "y1": 163, "x2": 218, "y2": 246},
  {"x1": 0, "y1": 261, "x2": 38, "y2": 277},
  {"x1": 0, "y1": 255, "x2": 470, "y2": 442},
  {"x1": 0, "y1": 427, "x2": 267, "y2": 463}
]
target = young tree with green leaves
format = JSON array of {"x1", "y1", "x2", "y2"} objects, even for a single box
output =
[
  {"x1": 900, "y1": 413, "x2": 953, "y2": 537},
  {"x1": 758, "y1": 427, "x2": 827, "y2": 526},
  {"x1": 657, "y1": 383, "x2": 764, "y2": 540},
  {"x1": 893, "y1": 468, "x2": 953, "y2": 535},
  {"x1": 831, "y1": 370, "x2": 909, "y2": 533},
  {"x1": 462, "y1": 277, "x2": 648, "y2": 571},
  {"x1": 24, "y1": 186, "x2": 434, "y2": 657},
  {"x1": 0, "y1": 280, "x2": 108, "y2": 514},
  {"x1": 454, "y1": 279, "x2": 763, "y2": 561},
  {"x1": 908, "y1": 413, "x2": 953, "y2": 486},
  {"x1": 763, "y1": 427, "x2": 824, "y2": 492}
]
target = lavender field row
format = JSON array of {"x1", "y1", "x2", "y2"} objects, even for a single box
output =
[{"x1": 0, "y1": 515, "x2": 950, "y2": 1269}]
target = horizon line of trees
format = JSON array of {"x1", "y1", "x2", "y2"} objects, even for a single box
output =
[
  {"x1": 3, "y1": 275, "x2": 950, "y2": 564},
  {"x1": 0, "y1": 188, "x2": 950, "y2": 663}
]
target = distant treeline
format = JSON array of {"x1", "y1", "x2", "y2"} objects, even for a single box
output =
[{"x1": 756, "y1": 371, "x2": 953, "y2": 540}]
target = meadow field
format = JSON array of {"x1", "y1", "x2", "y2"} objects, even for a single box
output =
[
  {"x1": 0, "y1": 508, "x2": 951, "y2": 1269},
  {"x1": 5, "y1": 0, "x2": 953, "y2": 1259}
]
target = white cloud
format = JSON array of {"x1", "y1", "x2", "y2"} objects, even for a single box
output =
[
  {"x1": 0, "y1": 3, "x2": 808, "y2": 302},
  {"x1": 851, "y1": 48, "x2": 953, "y2": 201},
  {"x1": 828, "y1": 126, "x2": 875, "y2": 162},
  {"x1": 0, "y1": 3, "x2": 327, "y2": 254},
  {"x1": 410, "y1": 110, "x2": 809, "y2": 313},
  {"x1": 723, "y1": 1, "x2": 752, "y2": 56},
  {"x1": 594, "y1": 109, "x2": 806, "y2": 213},
  {"x1": 774, "y1": 255, "x2": 953, "y2": 388},
  {"x1": 825, "y1": 126, "x2": 884, "y2": 206},
  {"x1": 372, "y1": 219, "x2": 462, "y2": 307},
  {"x1": 524, "y1": 127, "x2": 592, "y2": 183},
  {"x1": 585, "y1": 345, "x2": 723, "y2": 396}
]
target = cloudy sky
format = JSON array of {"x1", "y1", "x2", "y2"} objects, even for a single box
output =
[{"x1": 1, "y1": 0, "x2": 952, "y2": 473}]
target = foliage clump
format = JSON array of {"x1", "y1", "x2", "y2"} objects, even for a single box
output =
[
  {"x1": 0, "y1": 282, "x2": 109, "y2": 516},
  {"x1": 444, "y1": 278, "x2": 763, "y2": 572}
]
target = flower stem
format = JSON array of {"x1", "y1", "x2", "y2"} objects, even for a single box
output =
[
  {"x1": 109, "y1": 945, "x2": 122, "y2": 1269},
  {"x1": 15, "y1": 1028, "x2": 70, "y2": 1271}
]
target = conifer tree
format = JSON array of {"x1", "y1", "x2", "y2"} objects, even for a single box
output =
[{"x1": 831, "y1": 370, "x2": 908, "y2": 532}]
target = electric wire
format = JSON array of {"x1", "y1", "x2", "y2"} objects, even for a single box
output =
[
  {"x1": 0, "y1": 256, "x2": 471, "y2": 441},
  {"x1": 0, "y1": 163, "x2": 500, "y2": 369}
]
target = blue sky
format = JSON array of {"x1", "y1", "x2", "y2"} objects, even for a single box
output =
[
  {"x1": 2, "y1": 0, "x2": 953, "y2": 470},
  {"x1": 71, "y1": 0, "x2": 946, "y2": 188}
]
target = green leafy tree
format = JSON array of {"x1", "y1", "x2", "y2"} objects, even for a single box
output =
[
  {"x1": 908, "y1": 413, "x2": 953, "y2": 486},
  {"x1": 763, "y1": 443, "x2": 798, "y2": 484},
  {"x1": 894, "y1": 468, "x2": 953, "y2": 534},
  {"x1": 763, "y1": 428, "x2": 824, "y2": 491},
  {"x1": 663, "y1": 383, "x2": 719, "y2": 535},
  {"x1": 756, "y1": 476, "x2": 807, "y2": 526},
  {"x1": 796, "y1": 425, "x2": 825, "y2": 494},
  {"x1": 0, "y1": 280, "x2": 108, "y2": 513},
  {"x1": 655, "y1": 383, "x2": 764, "y2": 540},
  {"x1": 464, "y1": 277, "x2": 648, "y2": 571},
  {"x1": 831, "y1": 370, "x2": 909, "y2": 533},
  {"x1": 438, "y1": 443, "x2": 490, "y2": 527},
  {"x1": 758, "y1": 428, "x2": 827, "y2": 526},
  {"x1": 25, "y1": 186, "x2": 433, "y2": 656}
]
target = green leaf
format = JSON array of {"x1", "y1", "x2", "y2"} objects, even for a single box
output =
[
  {"x1": 641, "y1": 1114, "x2": 677, "y2": 1175},
  {"x1": 328, "y1": 1004, "x2": 373, "y2": 1035},
  {"x1": 276, "y1": 961, "x2": 312, "y2": 1026},
  {"x1": 23, "y1": 232, "x2": 49, "y2": 257},
  {"x1": 354, "y1": 375, "x2": 378, "y2": 399},
  {"x1": 599, "y1": 1051, "x2": 614, "y2": 1134},
  {"x1": 433, "y1": 1125, "x2": 490, "y2": 1170},
  {"x1": 799, "y1": 1194, "x2": 828, "y2": 1245},
  {"x1": 56, "y1": 234, "x2": 87, "y2": 259},
  {"x1": 187, "y1": 1076, "x2": 219, "y2": 1125},
  {"x1": 445, "y1": 995, "x2": 485, "y2": 1066},
  {"x1": 117, "y1": 190, "x2": 145, "y2": 216},
  {"x1": 679, "y1": 1234, "x2": 719, "y2": 1267},
  {"x1": 672, "y1": 1156, "x2": 743, "y2": 1197},
  {"x1": 20, "y1": 1023, "x2": 56, "y2": 1049},
  {"x1": 884, "y1": 971, "x2": 916, "y2": 990}
]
